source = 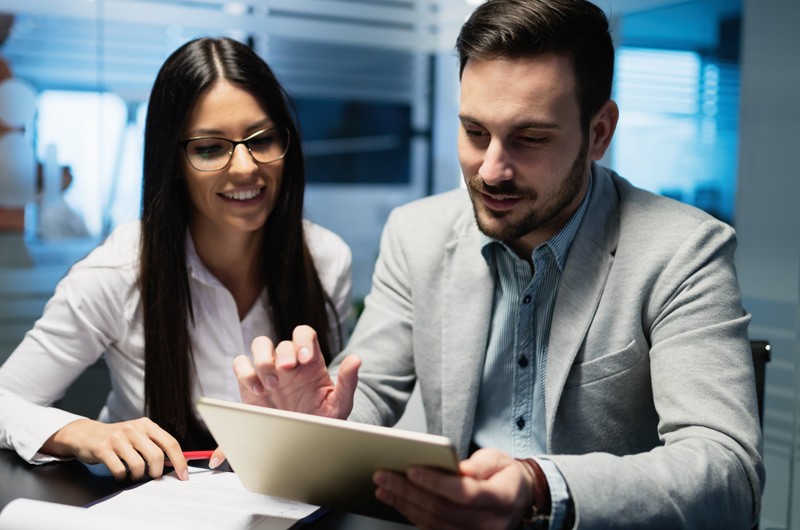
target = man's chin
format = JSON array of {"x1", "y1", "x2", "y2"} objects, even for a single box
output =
[{"x1": 475, "y1": 211, "x2": 519, "y2": 242}]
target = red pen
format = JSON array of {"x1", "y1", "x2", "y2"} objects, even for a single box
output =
[{"x1": 165, "y1": 450, "x2": 215, "y2": 466}]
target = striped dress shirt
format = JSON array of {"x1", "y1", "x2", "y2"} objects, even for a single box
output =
[{"x1": 472, "y1": 175, "x2": 593, "y2": 529}]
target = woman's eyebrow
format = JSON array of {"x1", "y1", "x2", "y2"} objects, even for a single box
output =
[{"x1": 184, "y1": 119, "x2": 275, "y2": 138}]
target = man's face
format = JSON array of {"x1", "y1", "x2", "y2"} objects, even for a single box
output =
[{"x1": 458, "y1": 54, "x2": 591, "y2": 256}]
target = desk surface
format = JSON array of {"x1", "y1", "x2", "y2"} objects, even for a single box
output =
[{"x1": 0, "y1": 449, "x2": 414, "y2": 529}]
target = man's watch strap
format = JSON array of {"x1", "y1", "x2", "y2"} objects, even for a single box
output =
[{"x1": 518, "y1": 458, "x2": 552, "y2": 529}]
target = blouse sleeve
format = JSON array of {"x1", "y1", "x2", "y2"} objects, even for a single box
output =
[{"x1": 0, "y1": 262, "x2": 130, "y2": 463}]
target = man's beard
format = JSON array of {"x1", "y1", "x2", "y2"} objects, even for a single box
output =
[{"x1": 466, "y1": 136, "x2": 589, "y2": 244}]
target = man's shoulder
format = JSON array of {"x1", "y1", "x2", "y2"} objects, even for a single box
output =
[
  {"x1": 389, "y1": 188, "x2": 473, "y2": 232},
  {"x1": 599, "y1": 170, "x2": 736, "y2": 267},
  {"x1": 609, "y1": 171, "x2": 729, "y2": 235}
]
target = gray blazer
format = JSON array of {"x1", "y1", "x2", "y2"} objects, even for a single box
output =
[{"x1": 336, "y1": 165, "x2": 764, "y2": 529}]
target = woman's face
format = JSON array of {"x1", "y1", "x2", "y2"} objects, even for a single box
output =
[{"x1": 180, "y1": 80, "x2": 284, "y2": 242}]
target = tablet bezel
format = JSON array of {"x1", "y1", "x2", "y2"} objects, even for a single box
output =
[{"x1": 196, "y1": 397, "x2": 460, "y2": 521}]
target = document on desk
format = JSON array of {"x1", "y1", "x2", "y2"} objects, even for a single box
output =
[
  {"x1": 0, "y1": 467, "x2": 319, "y2": 530},
  {"x1": 88, "y1": 466, "x2": 320, "y2": 529}
]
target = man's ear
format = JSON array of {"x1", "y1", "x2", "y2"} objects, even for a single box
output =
[{"x1": 588, "y1": 100, "x2": 619, "y2": 161}]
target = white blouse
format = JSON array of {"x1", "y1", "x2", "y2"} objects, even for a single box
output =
[{"x1": 0, "y1": 220, "x2": 352, "y2": 462}]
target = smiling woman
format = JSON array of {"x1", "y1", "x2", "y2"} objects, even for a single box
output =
[
  {"x1": 179, "y1": 81, "x2": 286, "y2": 248},
  {"x1": 0, "y1": 37, "x2": 352, "y2": 483}
]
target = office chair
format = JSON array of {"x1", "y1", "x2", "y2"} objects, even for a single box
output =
[
  {"x1": 750, "y1": 340, "x2": 771, "y2": 426},
  {"x1": 750, "y1": 340, "x2": 770, "y2": 530}
]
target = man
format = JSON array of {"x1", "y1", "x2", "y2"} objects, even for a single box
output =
[{"x1": 226, "y1": 1, "x2": 764, "y2": 528}]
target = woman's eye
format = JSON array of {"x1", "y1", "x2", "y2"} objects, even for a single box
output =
[
  {"x1": 191, "y1": 141, "x2": 227, "y2": 159},
  {"x1": 248, "y1": 134, "x2": 276, "y2": 148}
]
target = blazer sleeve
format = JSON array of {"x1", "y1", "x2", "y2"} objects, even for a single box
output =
[
  {"x1": 548, "y1": 219, "x2": 764, "y2": 530},
  {"x1": 332, "y1": 207, "x2": 418, "y2": 427}
]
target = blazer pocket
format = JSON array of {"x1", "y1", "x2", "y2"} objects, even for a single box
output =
[{"x1": 565, "y1": 340, "x2": 646, "y2": 387}]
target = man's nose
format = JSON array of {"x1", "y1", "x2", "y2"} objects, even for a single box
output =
[{"x1": 479, "y1": 139, "x2": 513, "y2": 185}]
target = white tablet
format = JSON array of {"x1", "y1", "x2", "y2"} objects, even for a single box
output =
[{"x1": 196, "y1": 397, "x2": 460, "y2": 521}]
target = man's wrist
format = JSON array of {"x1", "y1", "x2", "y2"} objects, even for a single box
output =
[{"x1": 517, "y1": 458, "x2": 552, "y2": 528}]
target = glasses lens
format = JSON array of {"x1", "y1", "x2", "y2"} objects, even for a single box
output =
[
  {"x1": 248, "y1": 128, "x2": 289, "y2": 164},
  {"x1": 185, "y1": 138, "x2": 233, "y2": 171}
]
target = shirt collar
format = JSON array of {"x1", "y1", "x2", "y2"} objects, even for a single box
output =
[
  {"x1": 185, "y1": 231, "x2": 226, "y2": 288},
  {"x1": 480, "y1": 168, "x2": 594, "y2": 271}
]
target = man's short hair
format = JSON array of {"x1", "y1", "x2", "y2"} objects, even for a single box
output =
[{"x1": 455, "y1": 0, "x2": 615, "y2": 129}]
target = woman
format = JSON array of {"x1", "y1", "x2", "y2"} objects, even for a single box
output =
[{"x1": 0, "y1": 37, "x2": 351, "y2": 482}]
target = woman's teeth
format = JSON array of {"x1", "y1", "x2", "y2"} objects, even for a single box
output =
[{"x1": 222, "y1": 189, "x2": 260, "y2": 201}]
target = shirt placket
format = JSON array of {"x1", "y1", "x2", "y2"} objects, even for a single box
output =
[{"x1": 511, "y1": 263, "x2": 540, "y2": 457}]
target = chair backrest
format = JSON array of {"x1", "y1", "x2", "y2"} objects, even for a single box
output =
[{"x1": 750, "y1": 340, "x2": 771, "y2": 425}]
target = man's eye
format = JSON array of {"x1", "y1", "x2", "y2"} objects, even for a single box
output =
[
  {"x1": 465, "y1": 128, "x2": 486, "y2": 138},
  {"x1": 518, "y1": 135, "x2": 547, "y2": 145}
]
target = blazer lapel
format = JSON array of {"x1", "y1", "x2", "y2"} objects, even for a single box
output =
[
  {"x1": 440, "y1": 211, "x2": 494, "y2": 457},
  {"x1": 545, "y1": 167, "x2": 620, "y2": 450}
]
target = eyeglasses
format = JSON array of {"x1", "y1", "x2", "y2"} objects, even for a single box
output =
[{"x1": 181, "y1": 127, "x2": 290, "y2": 172}]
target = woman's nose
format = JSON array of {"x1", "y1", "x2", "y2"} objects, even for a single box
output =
[{"x1": 228, "y1": 143, "x2": 258, "y2": 175}]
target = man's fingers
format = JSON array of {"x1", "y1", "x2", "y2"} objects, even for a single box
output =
[
  {"x1": 459, "y1": 448, "x2": 509, "y2": 479},
  {"x1": 405, "y1": 466, "x2": 479, "y2": 505},
  {"x1": 275, "y1": 340, "x2": 299, "y2": 370},
  {"x1": 332, "y1": 354, "x2": 361, "y2": 418},
  {"x1": 292, "y1": 325, "x2": 321, "y2": 365},
  {"x1": 233, "y1": 354, "x2": 266, "y2": 394},
  {"x1": 374, "y1": 471, "x2": 471, "y2": 530}
]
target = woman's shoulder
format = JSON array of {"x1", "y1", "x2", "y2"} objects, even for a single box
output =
[
  {"x1": 71, "y1": 220, "x2": 141, "y2": 272},
  {"x1": 302, "y1": 219, "x2": 352, "y2": 275},
  {"x1": 52, "y1": 221, "x2": 142, "y2": 319}
]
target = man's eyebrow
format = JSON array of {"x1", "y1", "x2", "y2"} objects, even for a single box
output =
[
  {"x1": 458, "y1": 115, "x2": 561, "y2": 130},
  {"x1": 513, "y1": 120, "x2": 560, "y2": 131}
]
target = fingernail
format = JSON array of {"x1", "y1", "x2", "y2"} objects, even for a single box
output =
[
  {"x1": 209, "y1": 457, "x2": 219, "y2": 469},
  {"x1": 180, "y1": 469, "x2": 190, "y2": 481},
  {"x1": 265, "y1": 375, "x2": 279, "y2": 389},
  {"x1": 252, "y1": 382, "x2": 264, "y2": 394},
  {"x1": 299, "y1": 347, "x2": 312, "y2": 362}
]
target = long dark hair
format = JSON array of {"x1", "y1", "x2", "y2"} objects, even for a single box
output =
[
  {"x1": 456, "y1": 0, "x2": 614, "y2": 130},
  {"x1": 140, "y1": 37, "x2": 339, "y2": 445}
]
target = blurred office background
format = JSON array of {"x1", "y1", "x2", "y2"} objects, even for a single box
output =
[{"x1": 0, "y1": 0, "x2": 797, "y2": 527}]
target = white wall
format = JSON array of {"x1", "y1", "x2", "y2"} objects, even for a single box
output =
[{"x1": 736, "y1": 1, "x2": 800, "y2": 528}]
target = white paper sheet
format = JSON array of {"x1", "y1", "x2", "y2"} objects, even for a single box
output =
[
  {"x1": 0, "y1": 467, "x2": 319, "y2": 530},
  {"x1": 89, "y1": 467, "x2": 320, "y2": 529},
  {"x1": 0, "y1": 498, "x2": 172, "y2": 530}
]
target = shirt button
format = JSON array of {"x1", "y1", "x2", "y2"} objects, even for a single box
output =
[
  {"x1": 522, "y1": 295, "x2": 532, "y2": 304},
  {"x1": 516, "y1": 416, "x2": 526, "y2": 430},
  {"x1": 518, "y1": 355, "x2": 529, "y2": 368}
]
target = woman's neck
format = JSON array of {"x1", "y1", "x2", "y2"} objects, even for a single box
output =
[{"x1": 190, "y1": 223, "x2": 264, "y2": 320}]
